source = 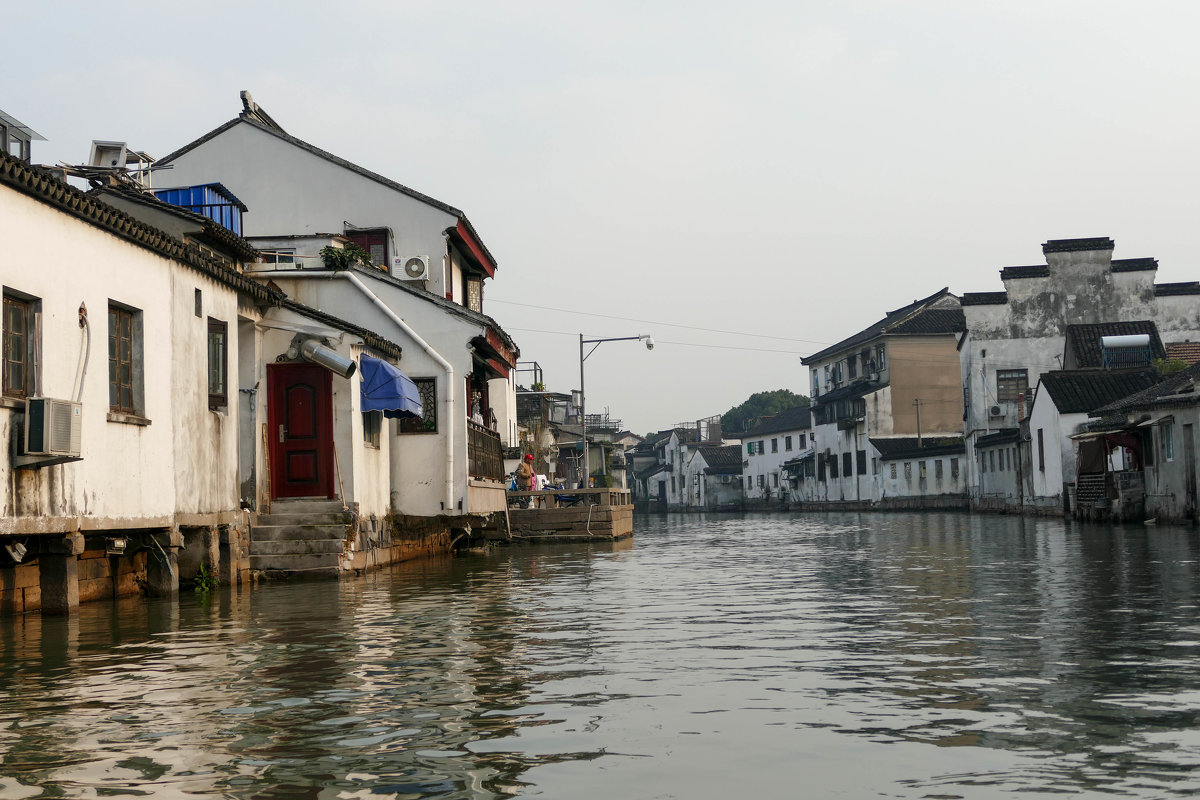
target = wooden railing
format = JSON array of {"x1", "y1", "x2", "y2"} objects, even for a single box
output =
[
  {"x1": 507, "y1": 487, "x2": 632, "y2": 508},
  {"x1": 468, "y1": 420, "x2": 505, "y2": 481}
]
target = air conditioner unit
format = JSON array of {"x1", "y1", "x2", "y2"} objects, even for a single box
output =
[
  {"x1": 720, "y1": 475, "x2": 731, "y2": 484},
  {"x1": 989, "y1": 404, "x2": 1004, "y2": 417},
  {"x1": 394, "y1": 255, "x2": 429, "y2": 280},
  {"x1": 25, "y1": 398, "x2": 82, "y2": 457}
]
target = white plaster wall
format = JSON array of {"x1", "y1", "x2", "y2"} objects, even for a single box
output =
[
  {"x1": 878, "y1": 454, "x2": 964, "y2": 499},
  {"x1": 257, "y1": 319, "x2": 391, "y2": 518},
  {"x1": 263, "y1": 273, "x2": 488, "y2": 516},
  {"x1": 1028, "y1": 396, "x2": 1063, "y2": 500},
  {"x1": 0, "y1": 185, "x2": 253, "y2": 526},
  {"x1": 489, "y1": 376, "x2": 518, "y2": 447},
  {"x1": 161, "y1": 123, "x2": 461, "y2": 297},
  {"x1": 171, "y1": 270, "x2": 242, "y2": 515},
  {"x1": 742, "y1": 427, "x2": 808, "y2": 500}
]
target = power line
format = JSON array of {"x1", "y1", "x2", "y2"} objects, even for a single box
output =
[
  {"x1": 490, "y1": 298, "x2": 825, "y2": 344},
  {"x1": 505, "y1": 327, "x2": 804, "y2": 354}
]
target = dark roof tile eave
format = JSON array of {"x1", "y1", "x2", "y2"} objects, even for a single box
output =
[{"x1": 0, "y1": 151, "x2": 276, "y2": 305}]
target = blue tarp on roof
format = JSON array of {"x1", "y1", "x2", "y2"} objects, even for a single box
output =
[{"x1": 360, "y1": 355, "x2": 422, "y2": 419}]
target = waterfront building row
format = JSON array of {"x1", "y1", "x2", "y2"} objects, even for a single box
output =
[
  {"x1": 632, "y1": 237, "x2": 1200, "y2": 522},
  {"x1": 1, "y1": 95, "x2": 521, "y2": 614}
]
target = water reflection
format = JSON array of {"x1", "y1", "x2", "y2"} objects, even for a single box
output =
[{"x1": 1, "y1": 515, "x2": 1200, "y2": 797}]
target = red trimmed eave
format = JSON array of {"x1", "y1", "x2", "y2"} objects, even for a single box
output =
[
  {"x1": 453, "y1": 219, "x2": 497, "y2": 278},
  {"x1": 471, "y1": 327, "x2": 517, "y2": 380}
]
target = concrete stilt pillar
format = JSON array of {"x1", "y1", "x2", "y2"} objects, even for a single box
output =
[
  {"x1": 145, "y1": 542, "x2": 179, "y2": 598},
  {"x1": 38, "y1": 552, "x2": 80, "y2": 615}
]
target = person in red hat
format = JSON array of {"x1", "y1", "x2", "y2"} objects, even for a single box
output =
[{"x1": 517, "y1": 454, "x2": 536, "y2": 506}]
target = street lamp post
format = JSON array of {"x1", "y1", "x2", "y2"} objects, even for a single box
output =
[{"x1": 579, "y1": 333, "x2": 654, "y2": 486}]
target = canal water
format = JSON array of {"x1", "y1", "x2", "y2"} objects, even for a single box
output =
[{"x1": 3, "y1": 512, "x2": 1200, "y2": 799}]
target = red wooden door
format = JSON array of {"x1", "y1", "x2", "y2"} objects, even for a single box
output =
[{"x1": 268, "y1": 363, "x2": 335, "y2": 499}]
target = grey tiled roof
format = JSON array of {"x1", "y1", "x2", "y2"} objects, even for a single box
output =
[
  {"x1": 1093, "y1": 361, "x2": 1200, "y2": 415},
  {"x1": 1000, "y1": 265, "x2": 1050, "y2": 280},
  {"x1": 1111, "y1": 257, "x2": 1158, "y2": 273},
  {"x1": 0, "y1": 151, "x2": 279, "y2": 304},
  {"x1": 870, "y1": 436, "x2": 964, "y2": 461},
  {"x1": 696, "y1": 445, "x2": 743, "y2": 474},
  {"x1": 886, "y1": 307, "x2": 966, "y2": 335},
  {"x1": 1064, "y1": 321, "x2": 1164, "y2": 368},
  {"x1": 1042, "y1": 237, "x2": 1114, "y2": 254},
  {"x1": 278, "y1": 299, "x2": 404, "y2": 361},
  {"x1": 1038, "y1": 369, "x2": 1160, "y2": 414},
  {"x1": 801, "y1": 287, "x2": 960, "y2": 364},
  {"x1": 738, "y1": 405, "x2": 812, "y2": 437},
  {"x1": 961, "y1": 291, "x2": 1008, "y2": 306},
  {"x1": 1155, "y1": 282, "x2": 1200, "y2": 297}
]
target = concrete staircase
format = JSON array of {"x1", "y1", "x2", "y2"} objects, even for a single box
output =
[{"x1": 250, "y1": 498, "x2": 354, "y2": 574}]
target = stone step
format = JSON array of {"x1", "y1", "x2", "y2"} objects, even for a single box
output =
[
  {"x1": 257, "y1": 511, "x2": 353, "y2": 526},
  {"x1": 250, "y1": 552, "x2": 341, "y2": 572},
  {"x1": 266, "y1": 498, "x2": 349, "y2": 515},
  {"x1": 251, "y1": 538, "x2": 344, "y2": 556},
  {"x1": 252, "y1": 524, "x2": 349, "y2": 543}
]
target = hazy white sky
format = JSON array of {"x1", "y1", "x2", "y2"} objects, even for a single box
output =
[{"x1": 9, "y1": 1, "x2": 1200, "y2": 434}]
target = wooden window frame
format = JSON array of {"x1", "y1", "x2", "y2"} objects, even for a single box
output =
[
  {"x1": 3, "y1": 292, "x2": 36, "y2": 399},
  {"x1": 109, "y1": 304, "x2": 136, "y2": 413},
  {"x1": 362, "y1": 409, "x2": 382, "y2": 448}
]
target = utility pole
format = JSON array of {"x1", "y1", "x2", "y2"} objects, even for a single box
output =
[{"x1": 914, "y1": 398, "x2": 923, "y2": 448}]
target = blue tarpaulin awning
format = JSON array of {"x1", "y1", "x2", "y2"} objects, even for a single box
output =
[{"x1": 360, "y1": 355, "x2": 423, "y2": 419}]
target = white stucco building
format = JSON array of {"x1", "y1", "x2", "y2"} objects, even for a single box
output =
[
  {"x1": 800, "y1": 288, "x2": 967, "y2": 506},
  {"x1": 1, "y1": 149, "x2": 276, "y2": 613},
  {"x1": 959, "y1": 237, "x2": 1200, "y2": 508},
  {"x1": 738, "y1": 406, "x2": 812, "y2": 505},
  {"x1": 152, "y1": 93, "x2": 519, "y2": 524}
]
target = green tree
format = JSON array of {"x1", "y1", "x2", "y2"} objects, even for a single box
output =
[{"x1": 721, "y1": 390, "x2": 810, "y2": 434}]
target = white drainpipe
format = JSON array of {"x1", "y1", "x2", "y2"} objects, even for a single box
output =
[{"x1": 265, "y1": 270, "x2": 457, "y2": 512}]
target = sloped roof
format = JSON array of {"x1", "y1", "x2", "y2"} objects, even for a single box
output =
[
  {"x1": 870, "y1": 436, "x2": 964, "y2": 461},
  {"x1": 1166, "y1": 342, "x2": 1200, "y2": 366},
  {"x1": 635, "y1": 429, "x2": 676, "y2": 451},
  {"x1": 1064, "y1": 321, "x2": 1164, "y2": 368},
  {"x1": 277, "y1": 299, "x2": 404, "y2": 361},
  {"x1": 1038, "y1": 369, "x2": 1160, "y2": 414},
  {"x1": 0, "y1": 151, "x2": 279, "y2": 305},
  {"x1": 695, "y1": 445, "x2": 743, "y2": 475},
  {"x1": 1093, "y1": 362, "x2": 1200, "y2": 415},
  {"x1": 90, "y1": 184, "x2": 259, "y2": 262},
  {"x1": 156, "y1": 94, "x2": 499, "y2": 273},
  {"x1": 801, "y1": 287, "x2": 962, "y2": 364},
  {"x1": 737, "y1": 405, "x2": 812, "y2": 437}
]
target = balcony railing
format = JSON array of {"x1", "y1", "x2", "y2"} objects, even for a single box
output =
[{"x1": 468, "y1": 420, "x2": 505, "y2": 481}]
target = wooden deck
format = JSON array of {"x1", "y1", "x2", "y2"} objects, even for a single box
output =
[{"x1": 503, "y1": 488, "x2": 634, "y2": 542}]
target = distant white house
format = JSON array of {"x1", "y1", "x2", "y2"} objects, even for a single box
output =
[
  {"x1": 736, "y1": 406, "x2": 811, "y2": 504},
  {"x1": 683, "y1": 445, "x2": 743, "y2": 509},
  {"x1": 1026, "y1": 368, "x2": 1159, "y2": 515}
]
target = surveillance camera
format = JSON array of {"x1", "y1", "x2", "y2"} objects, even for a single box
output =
[{"x1": 644, "y1": 337, "x2": 655, "y2": 350}]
